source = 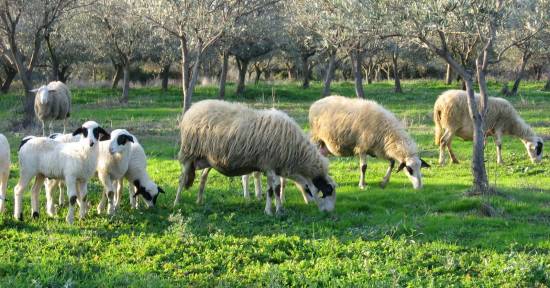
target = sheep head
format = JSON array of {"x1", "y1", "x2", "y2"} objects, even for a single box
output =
[
  {"x1": 396, "y1": 156, "x2": 430, "y2": 189},
  {"x1": 522, "y1": 136, "x2": 543, "y2": 163}
]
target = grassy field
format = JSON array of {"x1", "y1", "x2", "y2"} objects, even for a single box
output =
[{"x1": 0, "y1": 80, "x2": 549, "y2": 287}]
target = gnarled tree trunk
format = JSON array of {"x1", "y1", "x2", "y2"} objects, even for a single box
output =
[
  {"x1": 236, "y1": 57, "x2": 249, "y2": 95},
  {"x1": 351, "y1": 51, "x2": 365, "y2": 99},
  {"x1": 218, "y1": 50, "x2": 228, "y2": 99},
  {"x1": 161, "y1": 63, "x2": 171, "y2": 93},
  {"x1": 120, "y1": 62, "x2": 130, "y2": 103},
  {"x1": 322, "y1": 50, "x2": 336, "y2": 97},
  {"x1": 392, "y1": 48, "x2": 402, "y2": 93},
  {"x1": 509, "y1": 50, "x2": 531, "y2": 96},
  {"x1": 445, "y1": 64, "x2": 453, "y2": 85}
]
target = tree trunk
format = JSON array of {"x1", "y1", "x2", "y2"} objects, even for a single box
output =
[
  {"x1": 254, "y1": 65, "x2": 261, "y2": 85},
  {"x1": 301, "y1": 54, "x2": 311, "y2": 89},
  {"x1": 322, "y1": 49, "x2": 336, "y2": 97},
  {"x1": 111, "y1": 64, "x2": 123, "y2": 89},
  {"x1": 120, "y1": 62, "x2": 130, "y2": 103},
  {"x1": 509, "y1": 51, "x2": 531, "y2": 96},
  {"x1": 445, "y1": 64, "x2": 453, "y2": 85},
  {"x1": 161, "y1": 63, "x2": 171, "y2": 93},
  {"x1": 544, "y1": 78, "x2": 550, "y2": 91},
  {"x1": 218, "y1": 50, "x2": 228, "y2": 99},
  {"x1": 352, "y1": 51, "x2": 365, "y2": 99},
  {"x1": 180, "y1": 37, "x2": 191, "y2": 111},
  {"x1": 1, "y1": 65, "x2": 17, "y2": 93},
  {"x1": 392, "y1": 48, "x2": 402, "y2": 93},
  {"x1": 236, "y1": 57, "x2": 249, "y2": 95},
  {"x1": 185, "y1": 52, "x2": 201, "y2": 111}
]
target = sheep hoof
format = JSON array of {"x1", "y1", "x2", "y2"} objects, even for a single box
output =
[
  {"x1": 196, "y1": 198, "x2": 203, "y2": 205},
  {"x1": 32, "y1": 211, "x2": 39, "y2": 219},
  {"x1": 15, "y1": 213, "x2": 23, "y2": 221},
  {"x1": 264, "y1": 208, "x2": 273, "y2": 216},
  {"x1": 359, "y1": 184, "x2": 365, "y2": 190},
  {"x1": 275, "y1": 208, "x2": 285, "y2": 216},
  {"x1": 379, "y1": 182, "x2": 387, "y2": 189},
  {"x1": 66, "y1": 215, "x2": 74, "y2": 225}
]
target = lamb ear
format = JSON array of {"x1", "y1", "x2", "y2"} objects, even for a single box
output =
[
  {"x1": 97, "y1": 127, "x2": 110, "y2": 141},
  {"x1": 72, "y1": 127, "x2": 85, "y2": 136},
  {"x1": 396, "y1": 162, "x2": 406, "y2": 172},
  {"x1": 124, "y1": 134, "x2": 134, "y2": 143},
  {"x1": 536, "y1": 142, "x2": 543, "y2": 156},
  {"x1": 420, "y1": 159, "x2": 431, "y2": 168}
]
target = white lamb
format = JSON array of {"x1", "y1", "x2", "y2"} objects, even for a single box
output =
[
  {"x1": 14, "y1": 121, "x2": 110, "y2": 223},
  {"x1": 0, "y1": 133, "x2": 10, "y2": 212},
  {"x1": 112, "y1": 131, "x2": 164, "y2": 209},
  {"x1": 95, "y1": 129, "x2": 135, "y2": 215}
]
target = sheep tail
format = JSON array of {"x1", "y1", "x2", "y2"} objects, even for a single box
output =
[{"x1": 434, "y1": 107, "x2": 442, "y2": 146}]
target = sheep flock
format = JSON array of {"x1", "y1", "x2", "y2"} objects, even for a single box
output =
[{"x1": 0, "y1": 82, "x2": 544, "y2": 224}]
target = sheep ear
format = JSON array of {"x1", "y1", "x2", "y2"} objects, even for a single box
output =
[
  {"x1": 97, "y1": 127, "x2": 110, "y2": 141},
  {"x1": 72, "y1": 127, "x2": 85, "y2": 136},
  {"x1": 29, "y1": 88, "x2": 40, "y2": 93},
  {"x1": 536, "y1": 142, "x2": 543, "y2": 155},
  {"x1": 158, "y1": 187, "x2": 165, "y2": 194},
  {"x1": 124, "y1": 134, "x2": 134, "y2": 143},
  {"x1": 396, "y1": 162, "x2": 406, "y2": 172},
  {"x1": 420, "y1": 159, "x2": 431, "y2": 168}
]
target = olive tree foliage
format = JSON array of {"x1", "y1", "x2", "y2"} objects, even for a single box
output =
[
  {"x1": 288, "y1": 0, "x2": 382, "y2": 97},
  {"x1": 384, "y1": 0, "x2": 549, "y2": 195},
  {"x1": 43, "y1": 9, "x2": 94, "y2": 83},
  {"x1": 135, "y1": 0, "x2": 278, "y2": 111},
  {"x1": 0, "y1": 0, "x2": 84, "y2": 127},
  {"x1": 83, "y1": 0, "x2": 152, "y2": 103}
]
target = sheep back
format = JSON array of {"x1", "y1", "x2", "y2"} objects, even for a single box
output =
[
  {"x1": 309, "y1": 95, "x2": 416, "y2": 161},
  {"x1": 179, "y1": 100, "x2": 327, "y2": 178}
]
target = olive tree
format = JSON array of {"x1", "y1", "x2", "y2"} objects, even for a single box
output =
[{"x1": 0, "y1": 0, "x2": 82, "y2": 127}]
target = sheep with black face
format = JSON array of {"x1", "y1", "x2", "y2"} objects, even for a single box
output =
[
  {"x1": 96, "y1": 129, "x2": 135, "y2": 215},
  {"x1": 111, "y1": 130, "x2": 165, "y2": 209},
  {"x1": 174, "y1": 100, "x2": 336, "y2": 215},
  {"x1": 434, "y1": 89, "x2": 544, "y2": 165},
  {"x1": 309, "y1": 95, "x2": 430, "y2": 190},
  {"x1": 14, "y1": 121, "x2": 109, "y2": 224}
]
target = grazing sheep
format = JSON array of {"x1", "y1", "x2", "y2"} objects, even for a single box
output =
[
  {"x1": 0, "y1": 133, "x2": 10, "y2": 213},
  {"x1": 174, "y1": 100, "x2": 336, "y2": 215},
  {"x1": 96, "y1": 129, "x2": 135, "y2": 215},
  {"x1": 31, "y1": 81, "x2": 71, "y2": 136},
  {"x1": 14, "y1": 121, "x2": 110, "y2": 223},
  {"x1": 112, "y1": 131, "x2": 164, "y2": 210},
  {"x1": 434, "y1": 89, "x2": 544, "y2": 165},
  {"x1": 309, "y1": 95, "x2": 430, "y2": 190}
]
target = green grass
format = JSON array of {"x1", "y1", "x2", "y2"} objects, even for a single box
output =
[{"x1": 0, "y1": 80, "x2": 549, "y2": 287}]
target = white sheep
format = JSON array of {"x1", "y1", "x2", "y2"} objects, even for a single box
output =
[
  {"x1": 0, "y1": 133, "x2": 10, "y2": 213},
  {"x1": 95, "y1": 129, "x2": 135, "y2": 215},
  {"x1": 43, "y1": 132, "x2": 81, "y2": 215},
  {"x1": 14, "y1": 121, "x2": 110, "y2": 223},
  {"x1": 309, "y1": 95, "x2": 430, "y2": 190},
  {"x1": 434, "y1": 89, "x2": 544, "y2": 165},
  {"x1": 174, "y1": 100, "x2": 336, "y2": 215},
  {"x1": 31, "y1": 81, "x2": 71, "y2": 136},
  {"x1": 111, "y1": 131, "x2": 164, "y2": 210}
]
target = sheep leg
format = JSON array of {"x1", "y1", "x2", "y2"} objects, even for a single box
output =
[
  {"x1": 242, "y1": 174, "x2": 251, "y2": 199},
  {"x1": 45, "y1": 179, "x2": 58, "y2": 217},
  {"x1": 41, "y1": 120, "x2": 46, "y2": 136},
  {"x1": 13, "y1": 173, "x2": 33, "y2": 220},
  {"x1": 114, "y1": 179, "x2": 123, "y2": 208},
  {"x1": 65, "y1": 178, "x2": 78, "y2": 224},
  {"x1": 30, "y1": 175, "x2": 45, "y2": 219},
  {"x1": 446, "y1": 137, "x2": 459, "y2": 164},
  {"x1": 254, "y1": 171, "x2": 263, "y2": 200},
  {"x1": 48, "y1": 121, "x2": 54, "y2": 136},
  {"x1": 265, "y1": 170, "x2": 283, "y2": 215},
  {"x1": 0, "y1": 171, "x2": 8, "y2": 213},
  {"x1": 78, "y1": 181, "x2": 89, "y2": 220},
  {"x1": 196, "y1": 168, "x2": 211, "y2": 205},
  {"x1": 439, "y1": 130, "x2": 451, "y2": 165},
  {"x1": 380, "y1": 160, "x2": 395, "y2": 189},
  {"x1": 358, "y1": 153, "x2": 368, "y2": 189},
  {"x1": 495, "y1": 132, "x2": 503, "y2": 164},
  {"x1": 174, "y1": 162, "x2": 192, "y2": 207},
  {"x1": 279, "y1": 177, "x2": 286, "y2": 203},
  {"x1": 63, "y1": 118, "x2": 68, "y2": 134},
  {"x1": 58, "y1": 181, "x2": 65, "y2": 207},
  {"x1": 128, "y1": 180, "x2": 139, "y2": 209}
]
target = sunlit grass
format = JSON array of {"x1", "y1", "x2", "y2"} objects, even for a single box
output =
[{"x1": 0, "y1": 80, "x2": 549, "y2": 286}]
